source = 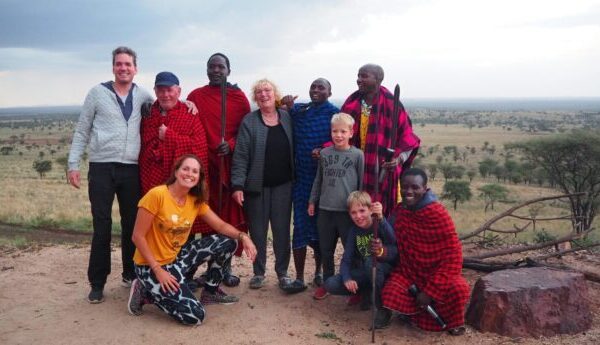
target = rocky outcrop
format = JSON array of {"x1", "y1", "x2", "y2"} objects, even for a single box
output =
[{"x1": 466, "y1": 267, "x2": 592, "y2": 338}]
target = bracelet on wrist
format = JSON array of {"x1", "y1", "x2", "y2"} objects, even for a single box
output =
[
  {"x1": 238, "y1": 232, "x2": 247, "y2": 241},
  {"x1": 377, "y1": 247, "x2": 384, "y2": 257}
]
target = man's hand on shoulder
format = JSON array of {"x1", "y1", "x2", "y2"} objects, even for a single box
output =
[{"x1": 184, "y1": 100, "x2": 198, "y2": 115}]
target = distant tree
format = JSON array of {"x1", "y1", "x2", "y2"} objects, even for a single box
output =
[
  {"x1": 55, "y1": 155, "x2": 69, "y2": 182},
  {"x1": 33, "y1": 160, "x2": 52, "y2": 179},
  {"x1": 492, "y1": 165, "x2": 506, "y2": 182},
  {"x1": 451, "y1": 165, "x2": 466, "y2": 179},
  {"x1": 38, "y1": 151, "x2": 45, "y2": 159},
  {"x1": 435, "y1": 155, "x2": 443, "y2": 164},
  {"x1": 1, "y1": 146, "x2": 14, "y2": 155},
  {"x1": 478, "y1": 158, "x2": 498, "y2": 178},
  {"x1": 442, "y1": 181, "x2": 472, "y2": 210},
  {"x1": 508, "y1": 130, "x2": 600, "y2": 233},
  {"x1": 467, "y1": 169, "x2": 477, "y2": 182},
  {"x1": 428, "y1": 164, "x2": 438, "y2": 181},
  {"x1": 440, "y1": 163, "x2": 454, "y2": 181},
  {"x1": 478, "y1": 184, "x2": 509, "y2": 212}
]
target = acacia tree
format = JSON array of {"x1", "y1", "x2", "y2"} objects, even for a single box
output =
[
  {"x1": 33, "y1": 160, "x2": 52, "y2": 179},
  {"x1": 508, "y1": 130, "x2": 600, "y2": 233},
  {"x1": 442, "y1": 180, "x2": 472, "y2": 210},
  {"x1": 478, "y1": 184, "x2": 509, "y2": 212}
]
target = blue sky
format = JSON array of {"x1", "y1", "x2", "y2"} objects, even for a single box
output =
[{"x1": 0, "y1": 0, "x2": 599, "y2": 107}]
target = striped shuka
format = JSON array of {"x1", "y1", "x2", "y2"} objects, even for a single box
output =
[{"x1": 341, "y1": 85, "x2": 420, "y2": 216}]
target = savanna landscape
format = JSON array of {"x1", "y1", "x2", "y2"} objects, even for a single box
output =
[{"x1": 1, "y1": 102, "x2": 599, "y2": 344}]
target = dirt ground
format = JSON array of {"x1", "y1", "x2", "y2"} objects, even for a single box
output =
[{"x1": 1, "y1": 226, "x2": 599, "y2": 345}]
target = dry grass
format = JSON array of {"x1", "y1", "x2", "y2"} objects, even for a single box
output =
[{"x1": 0, "y1": 118, "x2": 597, "y2": 242}]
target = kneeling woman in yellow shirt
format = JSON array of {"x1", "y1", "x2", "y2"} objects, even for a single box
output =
[{"x1": 128, "y1": 154, "x2": 257, "y2": 325}]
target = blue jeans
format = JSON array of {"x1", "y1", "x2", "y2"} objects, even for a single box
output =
[{"x1": 324, "y1": 258, "x2": 393, "y2": 308}]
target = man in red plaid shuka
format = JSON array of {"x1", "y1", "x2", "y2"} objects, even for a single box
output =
[
  {"x1": 341, "y1": 64, "x2": 420, "y2": 217},
  {"x1": 187, "y1": 53, "x2": 251, "y2": 286},
  {"x1": 139, "y1": 71, "x2": 210, "y2": 234},
  {"x1": 379, "y1": 168, "x2": 469, "y2": 335}
]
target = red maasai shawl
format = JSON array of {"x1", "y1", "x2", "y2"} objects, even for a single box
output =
[
  {"x1": 382, "y1": 202, "x2": 470, "y2": 331},
  {"x1": 187, "y1": 85, "x2": 250, "y2": 255},
  {"x1": 341, "y1": 86, "x2": 420, "y2": 216},
  {"x1": 139, "y1": 100, "x2": 210, "y2": 234}
]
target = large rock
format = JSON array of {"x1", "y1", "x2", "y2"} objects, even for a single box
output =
[{"x1": 466, "y1": 267, "x2": 592, "y2": 338}]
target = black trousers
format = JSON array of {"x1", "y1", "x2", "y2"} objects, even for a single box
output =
[{"x1": 87, "y1": 162, "x2": 140, "y2": 288}]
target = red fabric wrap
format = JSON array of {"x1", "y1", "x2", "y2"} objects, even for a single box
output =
[
  {"x1": 139, "y1": 100, "x2": 210, "y2": 234},
  {"x1": 341, "y1": 86, "x2": 420, "y2": 216},
  {"x1": 187, "y1": 85, "x2": 250, "y2": 255},
  {"x1": 382, "y1": 202, "x2": 470, "y2": 331}
]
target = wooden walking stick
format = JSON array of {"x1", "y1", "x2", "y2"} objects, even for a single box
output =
[
  {"x1": 370, "y1": 105, "x2": 381, "y2": 343},
  {"x1": 218, "y1": 77, "x2": 227, "y2": 216}
]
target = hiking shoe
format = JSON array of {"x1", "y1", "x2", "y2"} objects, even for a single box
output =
[
  {"x1": 278, "y1": 276, "x2": 293, "y2": 290},
  {"x1": 373, "y1": 308, "x2": 393, "y2": 329},
  {"x1": 281, "y1": 279, "x2": 307, "y2": 294},
  {"x1": 223, "y1": 273, "x2": 241, "y2": 287},
  {"x1": 127, "y1": 279, "x2": 145, "y2": 316},
  {"x1": 313, "y1": 286, "x2": 329, "y2": 300},
  {"x1": 347, "y1": 294, "x2": 361, "y2": 306},
  {"x1": 200, "y1": 288, "x2": 239, "y2": 305},
  {"x1": 249, "y1": 275, "x2": 265, "y2": 289},
  {"x1": 121, "y1": 276, "x2": 134, "y2": 288},
  {"x1": 87, "y1": 286, "x2": 104, "y2": 304},
  {"x1": 313, "y1": 273, "x2": 323, "y2": 287}
]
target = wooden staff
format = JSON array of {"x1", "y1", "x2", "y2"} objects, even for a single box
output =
[
  {"x1": 370, "y1": 104, "x2": 381, "y2": 343},
  {"x1": 218, "y1": 77, "x2": 227, "y2": 216}
]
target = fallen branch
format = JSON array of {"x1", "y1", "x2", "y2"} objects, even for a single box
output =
[
  {"x1": 466, "y1": 229, "x2": 592, "y2": 260},
  {"x1": 460, "y1": 193, "x2": 585, "y2": 241}
]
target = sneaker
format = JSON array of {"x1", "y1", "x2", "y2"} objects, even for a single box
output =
[
  {"x1": 278, "y1": 276, "x2": 293, "y2": 290},
  {"x1": 313, "y1": 286, "x2": 329, "y2": 300},
  {"x1": 200, "y1": 288, "x2": 239, "y2": 305},
  {"x1": 87, "y1": 286, "x2": 104, "y2": 304},
  {"x1": 281, "y1": 279, "x2": 307, "y2": 294},
  {"x1": 223, "y1": 273, "x2": 241, "y2": 287},
  {"x1": 127, "y1": 279, "x2": 145, "y2": 316},
  {"x1": 249, "y1": 275, "x2": 265, "y2": 289},
  {"x1": 121, "y1": 276, "x2": 133, "y2": 288},
  {"x1": 373, "y1": 308, "x2": 392, "y2": 329},
  {"x1": 347, "y1": 294, "x2": 361, "y2": 306},
  {"x1": 313, "y1": 273, "x2": 323, "y2": 287}
]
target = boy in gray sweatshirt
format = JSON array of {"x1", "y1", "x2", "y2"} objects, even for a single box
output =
[{"x1": 309, "y1": 113, "x2": 364, "y2": 299}]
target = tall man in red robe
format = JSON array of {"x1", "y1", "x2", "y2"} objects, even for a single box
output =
[
  {"x1": 187, "y1": 53, "x2": 251, "y2": 286},
  {"x1": 378, "y1": 168, "x2": 470, "y2": 335},
  {"x1": 341, "y1": 64, "x2": 420, "y2": 217}
]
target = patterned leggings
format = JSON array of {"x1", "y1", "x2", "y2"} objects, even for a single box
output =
[{"x1": 134, "y1": 234, "x2": 237, "y2": 325}]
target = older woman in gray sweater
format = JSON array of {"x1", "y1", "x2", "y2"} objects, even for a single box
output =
[{"x1": 231, "y1": 79, "x2": 294, "y2": 291}]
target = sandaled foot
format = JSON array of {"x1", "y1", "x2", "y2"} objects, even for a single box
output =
[{"x1": 447, "y1": 326, "x2": 466, "y2": 336}]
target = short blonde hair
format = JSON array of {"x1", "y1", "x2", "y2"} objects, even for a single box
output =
[
  {"x1": 331, "y1": 112, "x2": 355, "y2": 129},
  {"x1": 251, "y1": 78, "x2": 282, "y2": 105},
  {"x1": 347, "y1": 190, "x2": 372, "y2": 209}
]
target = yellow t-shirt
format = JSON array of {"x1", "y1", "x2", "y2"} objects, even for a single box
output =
[{"x1": 133, "y1": 185, "x2": 209, "y2": 266}]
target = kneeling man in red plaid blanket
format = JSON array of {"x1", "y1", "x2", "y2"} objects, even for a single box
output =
[{"x1": 379, "y1": 168, "x2": 469, "y2": 335}]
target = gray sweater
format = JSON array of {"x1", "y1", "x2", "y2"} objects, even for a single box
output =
[
  {"x1": 309, "y1": 145, "x2": 364, "y2": 211},
  {"x1": 68, "y1": 83, "x2": 153, "y2": 170},
  {"x1": 231, "y1": 109, "x2": 294, "y2": 193}
]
